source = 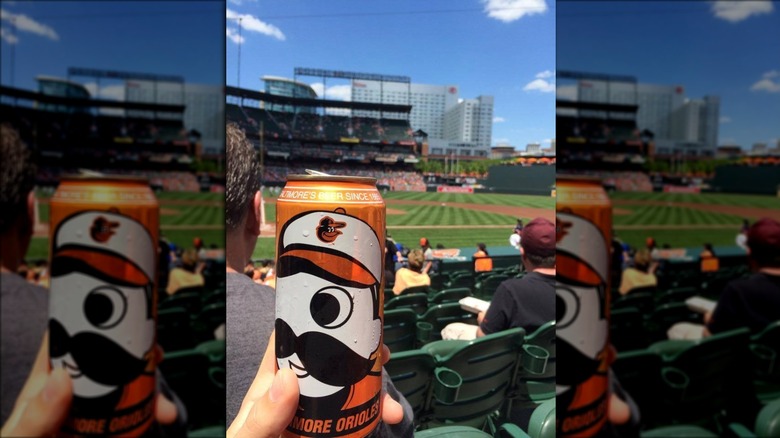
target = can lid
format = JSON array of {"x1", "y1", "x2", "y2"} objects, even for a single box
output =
[
  {"x1": 60, "y1": 169, "x2": 150, "y2": 184},
  {"x1": 287, "y1": 169, "x2": 377, "y2": 185}
]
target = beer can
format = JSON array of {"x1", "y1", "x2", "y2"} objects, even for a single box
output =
[
  {"x1": 275, "y1": 171, "x2": 385, "y2": 438},
  {"x1": 555, "y1": 176, "x2": 612, "y2": 437},
  {"x1": 49, "y1": 174, "x2": 159, "y2": 437}
]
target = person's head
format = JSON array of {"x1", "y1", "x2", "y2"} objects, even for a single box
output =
[
  {"x1": 520, "y1": 217, "x2": 556, "y2": 270},
  {"x1": 407, "y1": 249, "x2": 425, "y2": 272},
  {"x1": 226, "y1": 123, "x2": 262, "y2": 269},
  {"x1": 193, "y1": 236, "x2": 203, "y2": 249},
  {"x1": 645, "y1": 237, "x2": 656, "y2": 249},
  {"x1": 747, "y1": 217, "x2": 780, "y2": 268},
  {"x1": 419, "y1": 237, "x2": 430, "y2": 249},
  {"x1": 0, "y1": 123, "x2": 37, "y2": 270},
  {"x1": 633, "y1": 248, "x2": 652, "y2": 272},
  {"x1": 477, "y1": 243, "x2": 488, "y2": 254},
  {"x1": 181, "y1": 248, "x2": 199, "y2": 271},
  {"x1": 244, "y1": 262, "x2": 255, "y2": 278},
  {"x1": 703, "y1": 243, "x2": 714, "y2": 254}
]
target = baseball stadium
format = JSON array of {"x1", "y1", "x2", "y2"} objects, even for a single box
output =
[{"x1": 557, "y1": 71, "x2": 780, "y2": 435}]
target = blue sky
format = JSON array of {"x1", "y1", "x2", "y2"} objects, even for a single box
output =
[
  {"x1": 1, "y1": 1, "x2": 224, "y2": 99},
  {"x1": 557, "y1": 1, "x2": 779, "y2": 150},
  {"x1": 225, "y1": 0, "x2": 556, "y2": 151}
]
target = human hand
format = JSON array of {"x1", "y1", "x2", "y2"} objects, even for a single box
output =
[
  {"x1": 228, "y1": 334, "x2": 404, "y2": 438},
  {"x1": 477, "y1": 311, "x2": 486, "y2": 324}
]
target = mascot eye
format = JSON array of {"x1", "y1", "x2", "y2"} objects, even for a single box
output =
[
  {"x1": 310, "y1": 287, "x2": 354, "y2": 329},
  {"x1": 556, "y1": 286, "x2": 580, "y2": 330},
  {"x1": 84, "y1": 286, "x2": 127, "y2": 329}
]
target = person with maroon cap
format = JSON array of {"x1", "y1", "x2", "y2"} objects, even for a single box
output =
[
  {"x1": 704, "y1": 217, "x2": 780, "y2": 336},
  {"x1": 476, "y1": 217, "x2": 556, "y2": 338}
]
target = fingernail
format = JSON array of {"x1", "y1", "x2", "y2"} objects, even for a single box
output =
[
  {"x1": 43, "y1": 369, "x2": 66, "y2": 403},
  {"x1": 269, "y1": 372, "x2": 286, "y2": 403}
]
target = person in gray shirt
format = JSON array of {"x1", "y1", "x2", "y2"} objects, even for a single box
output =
[{"x1": 225, "y1": 123, "x2": 413, "y2": 437}]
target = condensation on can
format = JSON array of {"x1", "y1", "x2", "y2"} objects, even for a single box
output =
[
  {"x1": 49, "y1": 175, "x2": 159, "y2": 437},
  {"x1": 275, "y1": 172, "x2": 385, "y2": 438},
  {"x1": 555, "y1": 176, "x2": 612, "y2": 437}
]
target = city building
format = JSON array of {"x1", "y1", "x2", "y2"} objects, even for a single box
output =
[
  {"x1": 261, "y1": 75, "x2": 318, "y2": 114},
  {"x1": 126, "y1": 81, "x2": 224, "y2": 153},
  {"x1": 35, "y1": 75, "x2": 91, "y2": 114},
  {"x1": 351, "y1": 80, "x2": 493, "y2": 158}
]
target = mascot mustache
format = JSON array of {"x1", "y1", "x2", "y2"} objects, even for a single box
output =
[
  {"x1": 556, "y1": 337, "x2": 603, "y2": 387},
  {"x1": 276, "y1": 318, "x2": 375, "y2": 387},
  {"x1": 49, "y1": 319, "x2": 149, "y2": 388}
]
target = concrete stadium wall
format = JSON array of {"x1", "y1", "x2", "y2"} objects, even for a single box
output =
[
  {"x1": 483, "y1": 165, "x2": 556, "y2": 196},
  {"x1": 711, "y1": 165, "x2": 780, "y2": 195}
]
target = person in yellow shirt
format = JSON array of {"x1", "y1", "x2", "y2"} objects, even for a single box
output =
[
  {"x1": 618, "y1": 248, "x2": 657, "y2": 296},
  {"x1": 392, "y1": 249, "x2": 430, "y2": 295},
  {"x1": 166, "y1": 248, "x2": 205, "y2": 295}
]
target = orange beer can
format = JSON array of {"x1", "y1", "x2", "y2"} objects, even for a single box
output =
[
  {"x1": 275, "y1": 171, "x2": 385, "y2": 438},
  {"x1": 49, "y1": 174, "x2": 159, "y2": 437},
  {"x1": 555, "y1": 176, "x2": 612, "y2": 437}
]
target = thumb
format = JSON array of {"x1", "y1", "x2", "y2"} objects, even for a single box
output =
[
  {"x1": 3, "y1": 367, "x2": 73, "y2": 437},
  {"x1": 232, "y1": 368, "x2": 300, "y2": 438}
]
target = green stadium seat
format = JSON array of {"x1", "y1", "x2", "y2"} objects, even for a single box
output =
[
  {"x1": 159, "y1": 349, "x2": 223, "y2": 429},
  {"x1": 447, "y1": 273, "x2": 475, "y2": 291},
  {"x1": 610, "y1": 307, "x2": 648, "y2": 352},
  {"x1": 644, "y1": 302, "x2": 702, "y2": 344},
  {"x1": 192, "y1": 302, "x2": 226, "y2": 342},
  {"x1": 414, "y1": 426, "x2": 494, "y2": 438},
  {"x1": 194, "y1": 338, "x2": 225, "y2": 365},
  {"x1": 655, "y1": 286, "x2": 698, "y2": 307},
  {"x1": 429, "y1": 272, "x2": 449, "y2": 292},
  {"x1": 612, "y1": 348, "x2": 663, "y2": 428},
  {"x1": 423, "y1": 327, "x2": 526, "y2": 429},
  {"x1": 384, "y1": 308, "x2": 419, "y2": 353},
  {"x1": 640, "y1": 425, "x2": 719, "y2": 437},
  {"x1": 475, "y1": 275, "x2": 509, "y2": 301},
  {"x1": 611, "y1": 291, "x2": 654, "y2": 314},
  {"x1": 750, "y1": 321, "x2": 780, "y2": 403},
  {"x1": 755, "y1": 397, "x2": 780, "y2": 438},
  {"x1": 159, "y1": 291, "x2": 202, "y2": 314},
  {"x1": 157, "y1": 307, "x2": 195, "y2": 352},
  {"x1": 429, "y1": 287, "x2": 472, "y2": 305},
  {"x1": 385, "y1": 293, "x2": 429, "y2": 315},
  {"x1": 188, "y1": 425, "x2": 226, "y2": 437},
  {"x1": 511, "y1": 321, "x2": 556, "y2": 412},
  {"x1": 525, "y1": 398, "x2": 555, "y2": 438},
  {"x1": 385, "y1": 349, "x2": 437, "y2": 426}
]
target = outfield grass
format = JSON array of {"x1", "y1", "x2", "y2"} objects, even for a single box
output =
[
  {"x1": 252, "y1": 191, "x2": 549, "y2": 261},
  {"x1": 25, "y1": 191, "x2": 225, "y2": 261},
  {"x1": 610, "y1": 191, "x2": 780, "y2": 209}
]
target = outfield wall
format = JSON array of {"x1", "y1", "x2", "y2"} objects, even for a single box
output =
[
  {"x1": 484, "y1": 165, "x2": 556, "y2": 196},
  {"x1": 711, "y1": 165, "x2": 780, "y2": 195}
]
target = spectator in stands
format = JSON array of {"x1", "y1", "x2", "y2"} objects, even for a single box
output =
[
  {"x1": 1, "y1": 123, "x2": 183, "y2": 436},
  {"x1": 509, "y1": 226, "x2": 522, "y2": 252},
  {"x1": 225, "y1": 123, "x2": 413, "y2": 436},
  {"x1": 645, "y1": 237, "x2": 660, "y2": 260},
  {"x1": 700, "y1": 243, "x2": 716, "y2": 258},
  {"x1": 476, "y1": 217, "x2": 556, "y2": 337},
  {"x1": 473, "y1": 243, "x2": 493, "y2": 273},
  {"x1": 617, "y1": 248, "x2": 658, "y2": 296},
  {"x1": 704, "y1": 217, "x2": 780, "y2": 336},
  {"x1": 165, "y1": 248, "x2": 205, "y2": 296},
  {"x1": 392, "y1": 249, "x2": 431, "y2": 296},
  {"x1": 736, "y1": 226, "x2": 749, "y2": 251},
  {"x1": 420, "y1": 237, "x2": 436, "y2": 274},
  {"x1": 384, "y1": 232, "x2": 399, "y2": 284},
  {"x1": 243, "y1": 261, "x2": 255, "y2": 279}
]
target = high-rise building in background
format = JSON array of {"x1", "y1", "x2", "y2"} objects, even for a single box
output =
[
  {"x1": 126, "y1": 81, "x2": 224, "y2": 154},
  {"x1": 351, "y1": 80, "x2": 493, "y2": 158}
]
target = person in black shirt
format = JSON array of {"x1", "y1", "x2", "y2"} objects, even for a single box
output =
[{"x1": 477, "y1": 217, "x2": 556, "y2": 337}]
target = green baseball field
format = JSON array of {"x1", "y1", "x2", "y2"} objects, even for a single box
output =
[{"x1": 25, "y1": 191, "x2": 225, "y2": 262}]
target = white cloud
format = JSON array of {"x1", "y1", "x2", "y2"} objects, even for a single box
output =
[
  {"x1": 523, "y1": 78, "x2": 555, "y2": 93},
  {"x1": 1, "y1": 27, "x2": 18, "y2": 44},
  {"x1": 719, "y1": 116, "x2": 732, "y2": 124},
  {"x1": 310, "y1": 83, "x2": 351, "y2": 101},
  {"x1": 482, "y1": 0, "x2": 547, "y2": 23},
  {"x1": 711, "y1": 1, "x2": 773, "y2": 23},
  {"x1": 0, "y1": 8, "x2": 59, "y2": 41},
  {"x1": 226, "y1": 27, "x2": 244, "y2": 45},
  {"x1": 750, "y1": 70, "x2": 780, "y2": 93},
  {"x1": 493, "y1": 116, "x2": 506, "y2": 123},
  {"x1": 226, "y1": 8, "x2": 285, "y2": 42},
  {"x1": 535, "y1": 70, "x2": 554, "y2": 79}
]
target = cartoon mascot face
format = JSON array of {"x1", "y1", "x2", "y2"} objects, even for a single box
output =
[
  {"x1": 49, "y1": 211, "x2": 155, "y2": 401},
  {"x1": 555, "y1": 212, "x2": 609, "y2": 394},
  {"x1": 275, "y1": 209, "x2": 382, "y2": 402}
]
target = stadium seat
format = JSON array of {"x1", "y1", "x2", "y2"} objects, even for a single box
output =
[
  {"x1": 644, "y1": 302, "x2": 702, "y2": 344},
  {"x1": 750, "y1": 321, "x2": 780, "y2": 402},
  {"x1": 423, "y1": 328, "x2": 526, "y2": 429},
  {"x1": 159, "y1": 291, "x2": 202, "y2": 315},
  {"x1": 610, "y1": 307, "x2": 648, "y2": 352},
  {"x1": 447, "y1": 273, "x2": 475, "y2": 291},
  {"x1": 611, "y1": 291, "x2": 654, "y2": 314},
  {"x1": 655, "y1": 286, "x2": 698, "y2": 307},
  {"x1": 400, "y1": 284, "x2": 431, "y2": 296},
  {"x1": 429, "y1": 287, "x2": 472, "y2": 305},
  {"x1": 194, "y1": 338, "x2": 225, "y2": 365},
  {"x1": 201, "y1": 289, "x2": 225, "y2": 308},
  {"x1": 188, "y1": 425, "x2": 226, "y2": 437},
  {"x1": 755, "y1": 397, "x2": 780, "y2": 438},
  {"x1": 475, "y1": 274, "x2": 509, "y2": 301},
  {"x1": 511, "y1": 321, "x2": 556, "y2": 411},
  {"x1": 159, "y1": 349, "x2": 223, "y2": 429},
  {"x1": 525, "y1": 398, "x2": 555, "y2": 438},
  {"x1": 612, "y1": 348, "x2": 663, "y2": 427},
  {"x1": 429, "y1": 273, "x2": 449, "y2": 292},
  {"x1": 414, "y1": 426, "x2": 495, "y2": 438},
  {"x1": 192, "y1": 302, "x2": 226, "y2": 342},
  {"x1": 384, "y1": 308, "x2": 419, "y2": 353},
  {"x1": 418, "y1": 303, "x2": 478, "y2": 344},
  {"x1": 648, "y1": 327, "x2": 752, "y2": 425},
  {"x1": 384, "y1": 349, "x2": 436, "y2": 426},
  {"x1": 385, "y1": 293, "x2": 429, "y2": 315},
  {"x1": 157, "y1": 307, "x2": 195, "y2": 352},
  {"x1": 640, "y1": 425, "x2": 719, "y2": 437}
]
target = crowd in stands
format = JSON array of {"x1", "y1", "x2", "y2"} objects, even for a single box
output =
[
  {"x1": 263, "y1": 164, "x2": 426, "y2": 191},
  {"x1": 562, "y1": 170, "x2": 653, "y2": 192},
  {"x1": 36, "y1": 167, "x2": 202, "y2": 192},
  {"x1": 227, "y1": 103, "x2": 416, "y2": 145}
]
